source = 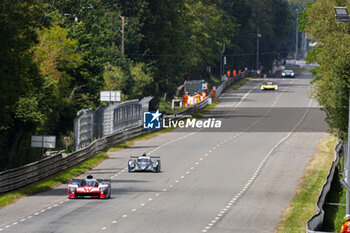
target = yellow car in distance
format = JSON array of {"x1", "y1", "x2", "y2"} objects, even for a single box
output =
[{"x1": 261, "y1": 81, "x2": 278, "y2": 91}]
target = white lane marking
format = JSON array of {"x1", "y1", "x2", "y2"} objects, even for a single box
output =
[
  {"x1": 202, "y1": 83, "x2": 309, "y2": 232},
  {"x1": 181, "y1": 176, "x2": 185, "y2": 179},
  {"x1": 140, "y1": 203, "x2": 145, "y2": 206},
  {"x1": 20, "y1": 219, "x2": 26, "y2": 222},
  {"x1": 102, "y1": 227, "x2": 107, "y2": 230},
  {"x1": 155, "y1": 193, "x2": 160, "y2": 196},
  {"x1": 190, "y1": 167, "x2": 194, "y2": 170},
  {"x1": 169, "y1": 185, "x2": 173, "y2": 187},
  {"x1": 0, "y1": 229, "x2": 3, "y2": 231},
  {"x1": 148, "y1": 198, "x2": 153, "y2": 201},
  {"x1": 195, "y1": 162, "x2": 199, "y2": 165},
  {"x1": 122, "y1": 215, "x2": 128, "y2": 218},
  {"x1": 27, "y1": 216, "x2": 32, "y2": 219},
  {"x1": 112, "y1": 221, "x2": 117, "y2": 224},
  {"x1": 205, "y1": 154, "x2": 208, "y2": 156},
  {"x1": 175, "y1": 180, "x2": 179, "y2": 183},
  {"x1": 12, "y1": 222, "x2": 18, "y2": 225},
  {"x1": 132, "y1": 209, "x2": 137, "y2": 212},
  {"x1": 53, "y1": 204, "x2": 58, "y2": 207},
  {"x1": 186, "y1": 171, "x2": 190, "y2": 174},
  {"x1": 163, "y1": 189, "x2": 167, "y2": 192},
  {"x1": 34, "y1": 212, "x2": 39, "y2": 215},
  {"x1": 5, "y1": 226, "x2": 10, "y2": 229},
  {"x1": 200, "y1": 158, "x2": 203, "y2": 161}
]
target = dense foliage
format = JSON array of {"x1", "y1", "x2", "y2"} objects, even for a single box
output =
[
  {"x1": 0, "y1": 0, "x2": 292, "y2": 169},
  {"x1": 302, "y1": 0, "x2": 350, "y2": 137}
]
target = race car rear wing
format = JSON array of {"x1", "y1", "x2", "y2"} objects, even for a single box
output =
[
  {"x1": 130, "y1": 156, "x2": 160, "y2": 158},
  {"x1": 97, "y1": 179, "x2": 111, "y2": 183},
  {"x1": 69, "y1": 179, "x2": 111, "y2": 183}
]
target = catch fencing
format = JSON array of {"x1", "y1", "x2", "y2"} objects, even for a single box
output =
[
  {"x1": 74, "y1": 98, "x2": 150, "y2": 151},
  {"x1": 0, "y1": 72, "x2": 249, "y2": 194},
  {"x1": 306, "y1": 139, "x2": 343, "y2": 233}
]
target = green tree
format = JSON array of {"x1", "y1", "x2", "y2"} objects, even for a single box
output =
[
  {"x1": 303, "y1": 0, "x2": 350, "y2": 136},
  {"x1": 0, "y1": 0, "x2": 47, "y2": 169}
]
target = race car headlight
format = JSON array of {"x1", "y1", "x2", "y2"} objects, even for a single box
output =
[
  {"x1": 282, "y1": 73, "x2": 285, "y2": 76},
  {"x1": 69, "y1": 187, "x2": 76, "y2": 194},
  {"x1": 153, "y1": 161, "x2": 158, "y2": 166},
  {"x1": 291, "y1": 73, "x2": 294, "y2": 76},
  {"x1": 128, "y1": 160, "x2": 135, "y2": 167}
]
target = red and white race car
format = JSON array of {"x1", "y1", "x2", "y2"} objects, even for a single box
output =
[{"x1": 68, "y1": 175, "x2": 111, "y2": 199}]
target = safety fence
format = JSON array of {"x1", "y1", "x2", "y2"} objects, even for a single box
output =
[
  {"x1": 0, "y1": 73, "x2": 248, "y2": 194},
  {"x1": 74, "y1": 98, "x2": 151, "y2": 151},
  {"x1": 306, "y1": 139, "x2": 343, "y2": 233}
]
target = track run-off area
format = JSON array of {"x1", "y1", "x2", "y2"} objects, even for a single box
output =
[{"x1": 0, "y1": 70, "x2": 328, "y2": 233}]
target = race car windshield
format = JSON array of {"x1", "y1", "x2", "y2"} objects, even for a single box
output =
[
  {"x1": 81, "y1": 180, "x2": 98, "y2": 187},
  {"x1": 284, "y1": 70, "x2": 292, "y2": 73},
  {"x1": 265, "y1": 82, "x2": 273, "y2": 85},
  {"x1": 138, "y1": 158, "x2": 149, "y2": 162}
]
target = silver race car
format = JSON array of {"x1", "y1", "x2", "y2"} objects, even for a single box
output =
[{"x1": 128, "y1": 153, "x2": 161, "y2": 172}]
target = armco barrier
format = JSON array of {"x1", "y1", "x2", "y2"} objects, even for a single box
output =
[
  {"x1": 306, "y1": 139, "x2": 343, "y2": 233},
  {"x1": 0, "y1": 73, "x2": 248, "y2": 194}
]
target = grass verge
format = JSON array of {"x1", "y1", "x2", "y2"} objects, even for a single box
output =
[
  {"x1": 225, "y1": 78, "x2": 252, "y2": 92},
  {"x1": 158, "y1": 100, "x2": 187, "y2": 114},
  {"x1": 276, "y1": 135, "x2": 337, "y2": 233}
]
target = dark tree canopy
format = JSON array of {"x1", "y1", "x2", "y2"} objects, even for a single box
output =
[{"x1": 0, "y1": 0, "x2": 292, "y2": 169}]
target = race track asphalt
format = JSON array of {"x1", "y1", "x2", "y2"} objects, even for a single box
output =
[{"x1": 0, "y1": 70, "x2": 327, "y2": 233}]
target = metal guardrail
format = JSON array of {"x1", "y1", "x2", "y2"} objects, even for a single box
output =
[
  {"x1": 306, "y1": 140, "x2": 343, "y2": 233},
  {"x1": 0, "y1": 74, "x2": 248, "y2": 194},
  {"x1": 0, "y1": 126, "x2": 145, "y2": 193}
]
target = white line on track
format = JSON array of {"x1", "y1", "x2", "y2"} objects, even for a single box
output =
[{"x1": 201, "y1": 79, "x2": 298, "y2": 232}]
